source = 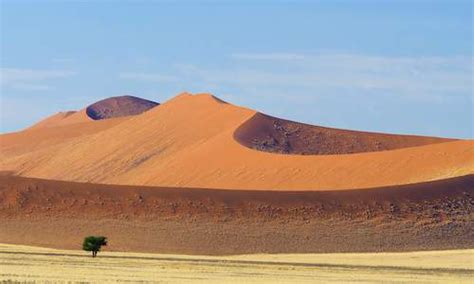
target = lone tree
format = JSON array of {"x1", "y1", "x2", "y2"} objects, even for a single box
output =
[{"x1": 82, "y1": 236, "x2": 107, "y2": 257}]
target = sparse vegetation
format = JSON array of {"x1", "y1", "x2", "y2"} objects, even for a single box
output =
[{"x1": 82, "y1": 236, "x2": 107, "y2": 257}]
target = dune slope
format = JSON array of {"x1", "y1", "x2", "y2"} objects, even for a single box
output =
[
  {"x1": 1, "y1": 175, "x2": 473, "y2": 254},
  {"x1": 1, "y1": 117, "x2": 129, "y2": 157},
  {"x1": 1, "y1": 93, "x2": 472, "y2": 190}
]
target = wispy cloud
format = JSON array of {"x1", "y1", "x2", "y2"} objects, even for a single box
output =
[
  {"x1": 231, "y1": 53, "x2": 305, "y2": 61},
  {"x1": 177, "y1": 53, "x2": 472, "y2": 100},
  {"x1": 119, "y1": 53, "x2": 470, "y2": 104},
  {"x1": 0, "y1": 68, "x2": 76, "y2": 91},
  {"x1": 119, "y1": 72, "x2": 178, "y2": 83}
]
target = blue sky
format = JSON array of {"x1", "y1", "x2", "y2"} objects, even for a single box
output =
[{"x1": 1, "y1": 0, "x2": 472, "y2": 138}]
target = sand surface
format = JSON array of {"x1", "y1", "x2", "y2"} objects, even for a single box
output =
[
  {"x1": 1, "y1": 116, "x2": 128, "y2": 156},
  {"x1": 1, "y1": 93, "x2": 472, "y2": 190},
  {"x1": 1, "y1": 244, "x2": 472, "y2": 283},
  {"x1": 1, "y1": 175, "x2": 472, "y2": 254}
]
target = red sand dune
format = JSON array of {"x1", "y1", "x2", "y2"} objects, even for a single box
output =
[
  {"x1": 1, "y1": 92, "x2": 472, "y2": 190},
  {"x1": 1, "y1": 174, "x2": 472, "y2": 254}
]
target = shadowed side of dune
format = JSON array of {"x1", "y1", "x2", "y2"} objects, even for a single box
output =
[
  {"x1": 1, "y1": 175, "x2": 472, "y2": 255},
  {"x1": 85, "y1": 95, "x2": 159, "y2": 120},
  {"x1": 234, "y1": 113, "x2": 454, "y2": 155}
]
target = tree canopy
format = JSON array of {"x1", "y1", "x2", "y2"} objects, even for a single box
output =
[{"x1": 83, "y1": 236, "x2": 107, "y2": 257}]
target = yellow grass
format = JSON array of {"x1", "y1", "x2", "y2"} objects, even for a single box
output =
[{"x1": 0, "y1": 243, "x2": 473, "y2": 283}]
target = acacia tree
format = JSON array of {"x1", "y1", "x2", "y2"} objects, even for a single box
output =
[{"x1": 82, "y1": 236, "x2": 107, "y2": 257}]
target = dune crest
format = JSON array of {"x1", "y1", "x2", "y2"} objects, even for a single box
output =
[{"x1": 27, "y1": 109, "x2": 91, "y2": 130}]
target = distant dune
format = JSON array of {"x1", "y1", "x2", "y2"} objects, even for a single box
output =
[
  {"x1": 27, "y1": 95, "x2": 158, "y2": 130},
  {"x1": 1, "y1": 92, "x2": 472, "y2": 190},
  {"x1": 85, "y1": 95, "x2": 159, "y2": 120}
]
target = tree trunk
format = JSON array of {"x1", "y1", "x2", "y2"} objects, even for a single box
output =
[{"x1": 92, "y1": 251, "x2": 96, "y2": 257}]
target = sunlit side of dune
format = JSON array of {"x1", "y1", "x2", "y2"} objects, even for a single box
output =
[{"x1": 26, "y1": 109, "x2": 92, "y2": 130}]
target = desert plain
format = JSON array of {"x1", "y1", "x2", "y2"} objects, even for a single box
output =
[{"x1": 1, "y1": 244, "x2": 473, "y2": 283}]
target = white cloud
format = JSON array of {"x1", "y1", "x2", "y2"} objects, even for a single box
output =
[
  {"x1": 119, "y1": 72, "x2": 178, "y2": 83},
  {"x1": 0, "y1": 68, "x2": 76, "y2": 91}
]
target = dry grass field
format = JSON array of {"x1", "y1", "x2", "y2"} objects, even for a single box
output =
[{"x1": 0, "y1": 244, "x2": 473, "y2": 283}]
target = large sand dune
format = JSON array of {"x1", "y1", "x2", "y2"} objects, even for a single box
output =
[{"x1": 1, "y1": 92, "x2": 472, "y2": 190}]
